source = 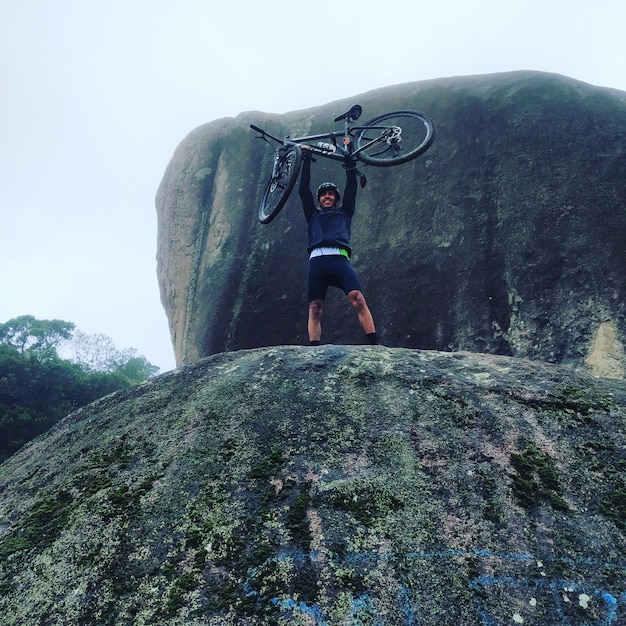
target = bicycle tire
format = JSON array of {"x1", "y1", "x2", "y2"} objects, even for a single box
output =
[
  {"x1": 354, "y1": 110, "x2": 435, "y2": 166},
  {"x1": 258, "y1": 146, "x2": 302, "y2": 224}
]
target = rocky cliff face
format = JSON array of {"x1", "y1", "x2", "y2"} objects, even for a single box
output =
[
  {"x1": 0, "y1": 346, "x2": 625, "y2": 625},
  {"x1": 156, "y1": 71, "x2": 626, "y2": 375}
]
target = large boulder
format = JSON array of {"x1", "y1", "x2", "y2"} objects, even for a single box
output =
[
  {"x1": 0, "y1": 345, "x2": 625, "y2": 624},
  {"x1": 156, "y1": 71, "x2": 626, "y2": 375}
]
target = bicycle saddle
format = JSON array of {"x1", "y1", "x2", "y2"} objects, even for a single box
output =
[{"x1": 334, "y1": 104, "x2": 362, "y2": 123}]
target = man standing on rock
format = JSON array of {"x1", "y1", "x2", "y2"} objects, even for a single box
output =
[{"x1": 299, "y1": 146, "x2": 378, "y2": 346}]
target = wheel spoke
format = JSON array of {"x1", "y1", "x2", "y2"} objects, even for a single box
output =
[
  {"x1": 354, "y1": 111, "x2": 434, "y2": 166},
  {"x1": 259, "y1": 147, "x2": 302, "y2": 224}
]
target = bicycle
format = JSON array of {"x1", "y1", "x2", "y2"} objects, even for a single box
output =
[{"x1": 250, "y1": 104, "x2": 435, "y2": 224}]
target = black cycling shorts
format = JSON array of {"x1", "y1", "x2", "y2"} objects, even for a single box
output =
[{"x1": 307, "y1": 255, "x2": 363, "y2": 302}]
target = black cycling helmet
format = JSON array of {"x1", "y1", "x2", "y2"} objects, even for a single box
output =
[{"x1": 316, "y1": 182, "x2": 340, "y2": 203}]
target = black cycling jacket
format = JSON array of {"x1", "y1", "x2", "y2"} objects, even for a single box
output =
[{"x1": 299, "y1": 157, "x2": 357, "y2": 256}]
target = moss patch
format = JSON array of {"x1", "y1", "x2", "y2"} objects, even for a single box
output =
[
  {"x1": 600, "y1": 481, "x2": 626, "y2": 532},
  {"x1": 510, "y1": 445, "x2": 570, "y2": 512}
]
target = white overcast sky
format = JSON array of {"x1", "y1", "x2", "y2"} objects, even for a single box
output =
[{"x1": 1, "y1": 0, "x2": 625, "y2": 372}]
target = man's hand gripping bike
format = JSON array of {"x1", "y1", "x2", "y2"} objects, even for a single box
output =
[{"x1": 250, "y1": 104, "x2": 435, "y2": 224}]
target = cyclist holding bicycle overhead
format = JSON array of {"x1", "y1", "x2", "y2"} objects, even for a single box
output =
[{"x1": 299, "y1": 145, "x2": 379, "y2": 346}]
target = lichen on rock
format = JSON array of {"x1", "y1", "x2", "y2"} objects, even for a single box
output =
[{"x1": 1, "y1": 345, "x2": 624, "y2": 624}]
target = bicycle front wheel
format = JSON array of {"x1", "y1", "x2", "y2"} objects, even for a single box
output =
[
  {"x1": 354, "y1": 110, "x2": 434, "y2": 166},
  {"x1": 259, "y1": 146, "x2": 302, "y2": 224}
]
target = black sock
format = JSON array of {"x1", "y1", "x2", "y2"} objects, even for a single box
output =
[
  {"x1": 310, "y1": 340, "x2": 321, "y2": 346},
  {"x1": 367, "y1": 333, "x2": 379, "y2": 345}
]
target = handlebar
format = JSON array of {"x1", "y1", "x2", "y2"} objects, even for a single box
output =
[{"x1": 249, "y1": 124, "x2": 283, "y2": 144}]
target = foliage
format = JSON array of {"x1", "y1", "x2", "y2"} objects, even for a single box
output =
[
  {"x1": 0, "y1": 315, "x2": 75, "y2": 353},
  {"x1": 64, "y1": 330, "x2": 159, "y2": 376},
  {"x1": 0, "y1": 316, "x2": 159, "y2": 463}
]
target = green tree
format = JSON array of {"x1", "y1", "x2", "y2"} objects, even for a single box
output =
[
  {"x1": 111, "y1": 355, "x2": 160, "y2": 385},
  {"x1": 0, "y1": 316, "x2": 160, "y2": 463},
  {"x1": 66, "y1": 331, "x2": 158, "y2": 379},
  {"x1": 0, "y1": 344, "x2": 85, "y2": 461},
  {"x1": 0, "y1": 315, "x2": 75, "y2": 353}
]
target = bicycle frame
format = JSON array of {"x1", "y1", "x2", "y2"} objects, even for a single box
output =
[
  {"x1": 250, "y1": 128, "x2": 347, "y2": 161},
  {"x1": 250, "y1": 109, "x2": 387, "y2": 165}
]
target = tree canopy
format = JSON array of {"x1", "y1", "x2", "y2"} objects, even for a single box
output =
[
  {"x1": 0, "y1": 315, "x2": 75, "y2": 353},
  {"x1": 0, "y1": 316, "x2": 160, "y2": 463}
]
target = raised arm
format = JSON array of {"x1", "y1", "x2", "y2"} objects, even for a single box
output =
[
  {"x1": 299, "y1": 151, "x2": 316, "y2": 221},
  {"x1": 341, "y1": 160, "x2": 358, "y2": 217}
]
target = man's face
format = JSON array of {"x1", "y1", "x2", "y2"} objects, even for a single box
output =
[{"x1": 319, "y1": 190, "x2": 338, "y2": 209}]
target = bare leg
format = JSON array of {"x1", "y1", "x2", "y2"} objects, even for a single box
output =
[
  {"x1": 348, "y1": 290, "x2": 376, "y2": 334},
  {"x1": 308, "y1": 299, "x2": 324, "y2": 342}
]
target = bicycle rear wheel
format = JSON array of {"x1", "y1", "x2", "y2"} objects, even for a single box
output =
[
  {"x1": 354, "y1": 110, "x2": 434, "y2": 166},
  {"x1": 259, "y1": 146, "x2": 302, "y2": 224}
]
